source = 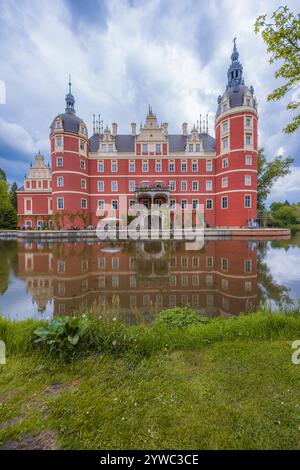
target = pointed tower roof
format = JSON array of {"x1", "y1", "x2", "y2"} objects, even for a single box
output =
[
  {"x1": 226, "y1": 37, "x2": 244, "y2": 90},
  {"x1": 65, "y1": 74, "x2": 75, "y2": 114}
]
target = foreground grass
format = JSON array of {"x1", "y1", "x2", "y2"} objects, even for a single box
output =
[{"x1": 1, "y1": 312, "x2": 300, "y2": 449}]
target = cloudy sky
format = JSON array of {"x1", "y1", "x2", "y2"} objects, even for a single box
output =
[{"x1": 0, "y1": 0, "x2": 299, "y2": 203}]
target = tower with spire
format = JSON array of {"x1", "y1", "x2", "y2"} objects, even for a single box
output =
[{"x1": 214, "y1": 38, "x2": 258, "y2": 227}]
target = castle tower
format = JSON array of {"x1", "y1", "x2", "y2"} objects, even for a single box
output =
[
  {"x1": 215, "y1": 39, "x2": 258, "y2": 227},
  {"x1": 50, "y1": 78, "x2": 90, "y2": 228}
]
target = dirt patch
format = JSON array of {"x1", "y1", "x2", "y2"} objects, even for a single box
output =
[
  {"x1": 0, "y1": 414, "x2": 25, "y2": 431},
  {"x1": 45, "y1": 379, "x2": 80, "y2": 397},
  {"x1": 0, "y1": 429, "x2": 58, "y2": 450}
]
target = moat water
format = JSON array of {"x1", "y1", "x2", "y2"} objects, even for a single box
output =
[{"x1": 0, "y1": 235, "x2": 300, "y2": 321}]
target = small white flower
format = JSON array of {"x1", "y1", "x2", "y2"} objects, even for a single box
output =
[{"x1": 112, "y1": 340, "x2": 117, "y2": 346}]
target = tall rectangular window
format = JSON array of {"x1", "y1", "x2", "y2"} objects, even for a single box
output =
[
  {"x1": 181, "y1": 180, "x2": 187, "y2": 191},
  {"x1": 196, "y1": 143, "x2": 200, "y2": 152},
  {"x1": 57, "y1": 176, "x2": 64, "y2": 187},
  {"x1": 169, "y1": 181, "x2": 176, "y2": 191},
  {"x1": 156, "y1": 144, "x2": 161, "y2": 153},
  {"x1": 129, "y1": 180, "x2": 135, "y2": 191},
  {"x1": 245, "y1": 175, "x2": 252, "y2": 186},
  {"x1": 81, "y1": 198, "x2": 87, "y2": 209},
  {"x1": 206, "y1": 180, "x2": 212, "y2": 191},
  {"x1": 222, "y1": 177, "x2": 228, "y2": 188},
  {"x1": 192, "y1": 161, "x2": 198, "y2": 172},
  {"x1": 129, "y1": 161, "x2": 135, "y2": 172},
  {"x1": 81, "y1": 179, "x2": 86, "y2": 189},
  {"x1": 192, "y1": 181, "x2": 198, "y2": 191},
  {"x1": 142, "y1": 161, "x2": 148, "y2": 172},
  {"x1": 222, "y1": 121, "x2": 228, "y2": 132},
  {"x1": 80, "y1": 160, "x2": 86, "y2": 170},
  {"x1": 80, "y1": 140, "x2": 85, "y2": 151},
  {"x1": 222, "y1": 158, "x2": 229, "y2": 168},
  {"x1": 206, "y1": 199, "x2": 213, "y2": 210},
  {"x1": 245, "y1": 134, "x2": 252, "y2": 145},
  {"x1": 98, "y1": 181, "x2": 104, "y2": 192},
  {"x1": 57, "y1": 197, "x2": 64, "y2": 210},
  {"x1": 156, "y1": 160, "x2": 162, "y2": 172},
  {"x1": 169, "y1": 161, "x2": 175, "y2": 172},
  {"x1": 112, "y1": 200, "x2": 118, "y2": 210},
  {"x1": 56, "y1": 136, "x2": 62, "y2": 147},
  {"x1": 98, "y1": 200, "x2": 105, "y2": 210},
  {"x1": 142, "y1": 143, "x2": 148, "y2": 153},
  {"x1": 206, "y1": 161, "x2": 213, "y2": 172},
  {"x1": 111, "y1": 161, "x2": 118, "y2": 172},
  {"x1": 245, "y1": 195, "x2": 252, "y2": 208},
  {"x1": 245, "y1": 155, "x2": 252, "y2": 165},
  {"x1": 111, "y1": 181, "x2": 118, "y2": 192},
  {"x1": 245, "y1": 116, "x2": 252, "y2": 128},
  {"x1": 221, "y1": 196, "x2": 228, "y2": 209},
  {"x1": 222, "y1": 137, "x2": 228, "y2": 150},
  {"x1": 188, "y1": 144, "x2": 193, "y2": 152},
  {"x1": 98, "y1": 161, "x2": 104, "y2": 172},
  {"x1": 56, "y1": 157, "x2": 63, "y2": 167},
  {"x1": 181, "y1": 161, "x2": 187, "y2": 172}
]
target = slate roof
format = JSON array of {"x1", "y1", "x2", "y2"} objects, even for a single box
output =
[
  {"x1": 89, "y1": 133, "x2": 215, "y2": 153},
  {"x1": 50, "y1": 112, "x2": 82, "y2": 133},
  {"x1": 216, "y1": 84, "x2": 246, "y2": 117}
]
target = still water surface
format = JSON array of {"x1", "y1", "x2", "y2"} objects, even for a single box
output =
[{"x1": 0, "y1": 235, "x2": 300, "y2": 321}]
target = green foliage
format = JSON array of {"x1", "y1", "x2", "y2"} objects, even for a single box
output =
[
  {"x1": 33, "y1": 317, "x2": 89, "y2": 357},
  {"x1": 0, "y1": 167, "x2": 6, "y2": 181},
  {"x1": 268, "y1": 201, "x2": 300, "y2": 227},
  {"x1": 0, "y1": 205, "x2": 18, "y2": 229},
  {"x1": 9, "y1": 182, "x2": 18, "y2": 210},
  {"x1": 257, "y1": 148, "x2": 293, "y2": 211},
  {"x1": 255, "y1": 6, "x2": 300, "y2": 133},
  {"x1": 155, "y1": 306, "x2": 209, "y2": 328}
]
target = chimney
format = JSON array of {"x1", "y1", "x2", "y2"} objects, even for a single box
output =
[
  {"x1": 112, "y1": 122, "x2": 118, "y2": 137},
  {"x1": 131, "y1": 122, "x2": 136, "y2": 136},
  {"x1": 182, "y1": 122, "x2": 188, "y2": 136}
]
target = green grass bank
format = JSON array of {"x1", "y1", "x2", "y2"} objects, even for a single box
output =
[{"x1": 1, "y1": 309, "x2": 300, "y2": 450}]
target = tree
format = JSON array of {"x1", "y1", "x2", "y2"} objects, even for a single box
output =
[
  {"x1": 255, "y1": 6, "x2": 300, "y2": 133},
  {"x1": 9, "y1": 181, "x2": 18, "y2": 210},
  {"x1": 0, "y1": 167, "x2": 6, "y2": 181},
  {"x1": 257, "y1": 147, "x2": 294, "y2": 211},
  {"x1": 0, "y1": 179, "x2": 18, "y2": 229}
]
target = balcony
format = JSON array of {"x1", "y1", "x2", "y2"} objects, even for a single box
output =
[{"x1": 135, "y1": 182, "x2": 170, "y2": 206}]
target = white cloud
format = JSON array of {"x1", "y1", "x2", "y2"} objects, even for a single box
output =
[
  {"x1": 0, "y1": 117, "x2": 48, "y2": 155},
  {"x1": 268, "y1": 166, "x2": 300, "y2": 203}
]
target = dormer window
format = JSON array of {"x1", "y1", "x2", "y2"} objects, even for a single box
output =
[
  {"x1": 55, "y1": 120, "x2": 62, "y2": 129},
  {"x1": 188, "y1": 144, "x2": 193, "y2": 152},
  {"x1": 196, "y1": 143, "x2": 200, "y2": 152},
  {"x1": 156, "y1": 144, "x2": 161, "y2": 153},
  {"x1": 80, "y1": 125, "x2": 85, "y2": 134},
  {"x1": 246, "y1": 98, "x2": 251, "y2": 106},
  {"x1": 223, "y1": 103, "x2": 228, "y2": 112},
  {"x1": 108, "y1": 143, "x2": 113, "y2": 152},
  {"x1": 101, "y1": 144, "x2": 107, "y2": 153},
  {"x1": 142, "y1": 144, "x2": 148, "y2": 153}
]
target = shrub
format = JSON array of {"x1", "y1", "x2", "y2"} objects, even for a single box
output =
[
  {"x1": 33, "y1": 317, "x2": 89, "y2": 357},
  {"x1": 0, "y1": 205, "x2": 17, "y2": 229},
  {"x1": 155, "y1": 306, "x2": 209, "y2": 329}
]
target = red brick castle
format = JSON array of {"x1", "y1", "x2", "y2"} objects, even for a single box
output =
[{"x1": 17, "y1": 40, "x2": 258, "y2": 229}]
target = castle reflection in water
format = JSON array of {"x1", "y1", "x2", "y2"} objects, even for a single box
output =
[{"x1": 16, "y1": 239, "x2": 258, "y2": 319}]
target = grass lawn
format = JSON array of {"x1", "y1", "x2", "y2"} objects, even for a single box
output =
[{"x1": 1, "y1": 313, "x2": 300, "y2": 449}]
